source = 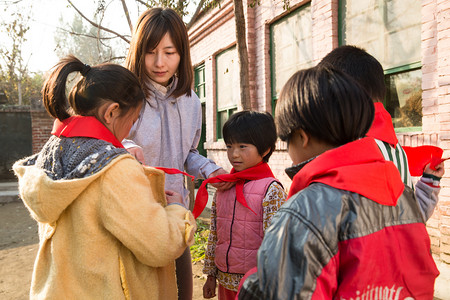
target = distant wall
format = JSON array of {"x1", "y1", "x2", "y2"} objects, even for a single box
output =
[
  {"x1": 0, "y1": 106, "x2": 32, "y2": 180},
  {"x1": 30, "y1": 100, "x2": 53, "y2": 154}
]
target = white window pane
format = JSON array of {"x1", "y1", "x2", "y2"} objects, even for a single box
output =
[
  {"x1": 342, "y1": 0, "x2": 421, "y2": 68},
  {"x1": 386, "y1": 0, "x2": 421, "y2": 31},
  {"x1": 216, "y1": 47, "x2": 239, "y2": 110},
  {"x1": 271, "y1": 4, "x2": 313, "y2": 98},
  {"x1": 386, "y1": 27, "x2": 421, "y2": 69},
  {"x1": 346, "y1": 0, "x2": 378, "y2": 15}
]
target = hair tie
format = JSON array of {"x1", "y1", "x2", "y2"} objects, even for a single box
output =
[{"x1": 80, "y1": 64, "x2": 91, "y2": 77}]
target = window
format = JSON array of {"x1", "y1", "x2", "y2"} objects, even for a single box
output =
[
  {"x1": 194, "y1": 64, "x2": 207, "y2": 157},
  {"x1": 216, "y1": 46, "x2": 238, "y2": 140},
  {"x1": 270, "y1": 4, "x2": 313, "y2": 110},
  {"x1": 194, "y1": 64, "x2": 206, "y2": 103},
  {"x1": 339, "y1": 0, "x2": 422, "y2": 130}
]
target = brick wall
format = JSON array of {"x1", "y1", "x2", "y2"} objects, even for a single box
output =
[
  {"x1": 30, "y1": 98, "x2": 53, "y2": 154},
  {"x1": 420, "y1": 0, "x2": 450, "y2": 263},
  {"x1": 189, "y1": 0, "x2": 450, "y2": 260},
  {"x1": 30, "y1": 110, "x2": 53, "y2": 153}
]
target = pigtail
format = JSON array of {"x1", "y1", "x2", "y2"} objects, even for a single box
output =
[{"x1": 42, "y1": 55, "x2": 85, "y2": 120}]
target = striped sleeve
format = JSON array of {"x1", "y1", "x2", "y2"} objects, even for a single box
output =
[{"x1": 374, "y1": 139, "x2": 413, "y2": 189}]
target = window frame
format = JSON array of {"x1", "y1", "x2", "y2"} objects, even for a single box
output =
[
  {"x1": 269, "y1": 3, "x2": 313, "y2": 114},
  {"x1": 338, "y1": 0, "x2": 423, "y2": 132},
  {"x1": 194, "y1": 63, "x2": 206, "y2": 104}
]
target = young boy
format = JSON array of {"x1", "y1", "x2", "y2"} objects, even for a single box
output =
[
  {"x1": 196, "y1": 111, "x2": 287, "y2": 299},
  {"x1": 318, "y1": 45, "x2": 444, "y2": 220},
  {"x1": 237, "y1": 66, "x2": 438, "y2": 299}
]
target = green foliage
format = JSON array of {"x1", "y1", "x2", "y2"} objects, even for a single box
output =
[{"x1": 190, "y1": 219, "x2": 210, "y2": 263}]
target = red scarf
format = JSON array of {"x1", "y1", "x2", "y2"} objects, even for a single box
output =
[
  {"x1": 52, "y1": 115, "x2": 193, "y2": 179},
  {"x1": 402, "y1": 145, "x2": 447, "y2": 176},
  {"x1": 366, "y1": 102, "x2": 398, "y2": 147},
  {"x1": 52, "y1": 116, "x2": 124, "y2": 148},
  {"x1": 288, "y1": 137, "x2": 404, "y2": 206},
  {"x1": 192, "y1": 162, "x2": 275, "y2": 218}
]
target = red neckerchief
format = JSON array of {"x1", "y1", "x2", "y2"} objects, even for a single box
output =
[
  {"x1": 152, "y1": 167, "x2": 194, "y2": 181},
  {"x1": 366, "y1": 102, "x2": 398, "y2": 147},
  {"x1": 402, "y1": 145, "x2": 447, "y2": 176},
  {"x1": 52, "y1": 116, "x2": 124, "y2": 148},
  {"x1": 52, "y1": 116, "x2": 194, "y2": 180},
  {"x1": 192, "y1": 162, "x2": 275, "y2": 218},
  {"x1": 288, "y1": 137, "x2": 404, "y2": 206}
]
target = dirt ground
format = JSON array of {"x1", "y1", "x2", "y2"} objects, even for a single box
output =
[{"x1": 0, "y1": 201, "x2": 215, "y2": 300}]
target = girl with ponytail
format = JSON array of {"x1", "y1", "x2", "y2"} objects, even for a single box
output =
[{"x1": 13, "y1": 55, "x2": 196, "y2": 299}]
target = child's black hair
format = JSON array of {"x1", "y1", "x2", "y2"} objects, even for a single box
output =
[
  {"x1": 42, "y1": 55, "x2": 144, "y2": 121},
  {"x1": 275, "y1": 65, "x2": 374, "y2": 146},
  {"x1": 223, "y1": 110, "x2": 277, "y2": 162},
  {"x1": 318, "y1": 45, "x2": 385, "y2": 102}
]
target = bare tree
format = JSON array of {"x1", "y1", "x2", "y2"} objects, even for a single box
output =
[
  {"x1": 233, "y1": 0, "x2": 251, "y2": 110},
  {"x1": 66, "y1": 0, "x2": 269, "y2": 110},
  {"x1": 0, "y1": 5, "x2": 42, "y2": 105}
]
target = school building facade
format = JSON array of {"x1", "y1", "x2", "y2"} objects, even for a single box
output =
[{"x1": 187, "y1": 0, "x2": 450, "y2": 263}]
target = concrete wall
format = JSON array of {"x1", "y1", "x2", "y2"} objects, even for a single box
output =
[{"x1": 0, "y1": 107, "x2": 32, "y2": 180}]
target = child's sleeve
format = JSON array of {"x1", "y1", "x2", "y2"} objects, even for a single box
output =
[
  {"x1": 239, "y1": 202, "x2": 337, "y2": 300},
  {"x1": 202, "y1": 193, "x2": 219, "y2": 277},
  {"x1": 262, "y1": 182, "x2": 287, "y2": 231},
  {"x1": 415, "y1": 175, "x2": 441, "y2": 221},
  {"x1": 121, "y1": 138, "x2": 139, "y2": 149},
  {"x1": 98, "y1": 157, "x2": 196, "y2": 267}
]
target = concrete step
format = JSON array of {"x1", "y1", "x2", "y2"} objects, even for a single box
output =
[{"x1": 0, "y1": 181, "x2": 19, "y2": 204}]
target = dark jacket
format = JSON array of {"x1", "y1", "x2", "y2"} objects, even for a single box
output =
[{"x1": 238, "y1": 138, "x2": 438, "y2": 299}]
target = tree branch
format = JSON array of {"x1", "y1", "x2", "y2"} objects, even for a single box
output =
[
  {"x1": 135, "y1": 0, "x2": 150, "y2": 6},
  {"x1": 57, "y1": 26, "x2": 130, "y2": 40},
  {"x1": 67, "y1": 0, "x2": 130, "y2": 44},
  {"x1": 120, "y1": 0, "x2": 133, "y2": 33},
  {"x1": 186, "y1": 0, "x2": 205, "y2": 29}
]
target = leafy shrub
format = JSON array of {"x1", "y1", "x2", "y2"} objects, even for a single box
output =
[{"x1": 190, "y1": 219, "x2": 210, "y2": 263}]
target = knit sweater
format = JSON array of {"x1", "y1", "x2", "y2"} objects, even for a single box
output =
[{"x1": 13, "y1": 136, "x2": 196, "y2": 299}]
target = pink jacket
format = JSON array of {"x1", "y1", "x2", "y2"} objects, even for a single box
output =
[{"x1": 214, "y1": 177, "x2": 279, "y2": 274}]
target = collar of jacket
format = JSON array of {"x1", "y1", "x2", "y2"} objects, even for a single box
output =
[
  {"x1": 288, "y1": 137, "x2": 404, "y2": 206},
  {"x1": 285, "y1": 156, "x2": 316, "y2": 180},
  {"x1": 366, "y1": 102, "x2": 398, "y2": 147},
  {"x1": 51, "y1": 116, "x2": 124, "y2": 148}
]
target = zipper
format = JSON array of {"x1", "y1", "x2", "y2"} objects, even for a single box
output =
[{"x1": 225, "y1": 196, "x2": 238, "y2": 273}]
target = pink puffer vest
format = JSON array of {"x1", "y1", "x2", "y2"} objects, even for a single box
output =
[{"x1": 214, "y1": 177, "x2": 279, "y2": 274}]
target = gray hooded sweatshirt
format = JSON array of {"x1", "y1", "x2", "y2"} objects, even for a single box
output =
[{"x1": 123, "y1": 77, "x2": 221, "y2": 207}]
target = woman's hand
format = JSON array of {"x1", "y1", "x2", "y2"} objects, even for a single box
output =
[
  {"x1": 165, "y1": 190, "x2": 183, "y2": 205},
  {"x1": 208, "y1": 168, "x2": 235, "y2": 191},
  {"x1": 126, "y1": 146, "x2": 145, "y2": 164},
  {"x1": 203, "y1": 275, "x2": 217, "y2": 299}
]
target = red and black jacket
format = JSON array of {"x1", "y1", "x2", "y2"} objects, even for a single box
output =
[{"x1": 238, "y1": 138, "x2": 438, "y2": 299}]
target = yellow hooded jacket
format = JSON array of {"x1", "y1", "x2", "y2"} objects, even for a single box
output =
[{"x1": 13, "y1": 153, "x2": 196, "y2": 299}]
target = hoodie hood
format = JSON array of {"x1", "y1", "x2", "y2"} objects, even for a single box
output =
[
  {"x1": 288, "y1": 137, "x2": 404, "y2": 206},
  {"x1": 366, "y1": 102, "x2": 398, "y2": 146},
  {"x1": 13, "y1": 135, "x2": 128, "y2": 224},
  {"x1": 144, "y1": 76, "x2": 179, "y2": 108}
]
